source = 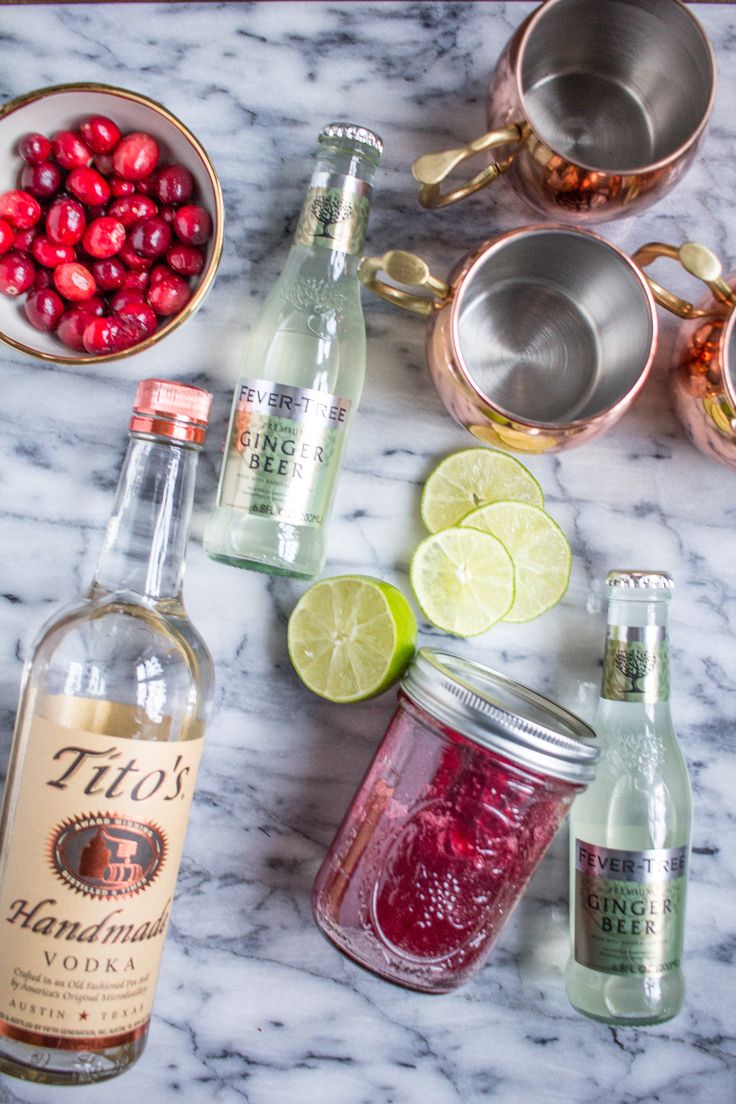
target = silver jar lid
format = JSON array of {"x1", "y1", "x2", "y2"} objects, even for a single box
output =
[
  {"x1": 606, "y1": 570, "x2": 674, "y2": 590},
  {"x1": 320, "y1": 123, "x2": 383, "y2": 156},
  {"x1": 401, "y1": 648, "x2": 599, "y2": 784}
]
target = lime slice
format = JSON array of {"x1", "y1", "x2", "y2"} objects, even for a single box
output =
[
  {"x1": 461, "y1": 501, "x2": 571, "y2": 622},
  {"x1": 287, "y1": 576, "x2": 416, "y2": 702},
  {"x1": 410, "y1": 527, "x2": 515, "y2": 636},
  {"x1": 421, "y1": 447, "x2": 544, "y2": 533}
]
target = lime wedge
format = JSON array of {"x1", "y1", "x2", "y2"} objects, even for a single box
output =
[
  {"x1": 461, "y1": 501, "x2": 571, "y2": 622},
  {"x1": 287, "y1": 576, "x2": 416, "y2": 702},
  {"x1": 410, "y1": 527, "x2": 515, "y2": 636},
  {"x1": 421, "y1": 448, "x2": 544, "y2": 533}
]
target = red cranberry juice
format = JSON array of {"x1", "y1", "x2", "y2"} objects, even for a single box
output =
[{"x1": 312, "y1": 696, "x2": 578, "y2": 992}]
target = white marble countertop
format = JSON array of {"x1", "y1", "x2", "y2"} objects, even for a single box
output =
[{"x1": 0, "y1": 2, "x2": 735, "y2": 1101}]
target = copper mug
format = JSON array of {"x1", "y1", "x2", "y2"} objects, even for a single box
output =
[
  {"x1": 633, "y1": 242, "x2": 736, "y2": 470},
  {"x1": 361, "y1": 229, "x2": 735, "y2": 455},
  {"x1": 413, "y1": 0, "x2": 715, "y2": 223}
]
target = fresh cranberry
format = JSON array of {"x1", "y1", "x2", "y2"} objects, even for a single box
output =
[
  {"x1": 0, "y1": 251, "x2": 35, "y2": 295},
  {"x1": 147, "y1": 272, "x2": 191, "y2": 316},
  {"x1": 19, "y1": 132, "x2": 51, "y2": 165},
  {"x1": 19, "y1": 160, "x2": 63, "y2": 201},
  {"x1": 122, "y1": 269, "x2": 150, "y2": 290},
  {"x1": 54, "y1": 261, "x2": 96, "y2": 302},
  {"x1": 149, "y1": 263, "x2": 171, "y2": 285},
  {"x1": 51, "y1": 130, "x2": 91, "y2": 170},
  {"x1": 0, "y1": 189, "x2": 42, "y2": 229},
  {"x1": 24, "y1": 287, "x2": 64, "y2": 332},
  {"x1": 167, "y1": 243, "x2": 204, "y2": 276},
  {"x1": 155, "y1": 165, "x2": 194, "y2": 205},
  {"x1": 91, "y1": 257, "x2": 126, "y2": 291},
  {"x1": 173, "y1": 204, "x2": 212, "y2": 246},
  {"x1": 115, "y1": 299, "x2": 157, "y2": 338},
  {"x1": 57, "y1": 306, "x2": 97, "y2": 351},
  {"x1": 112, "y1": 132, "x2": 159, "y2": 181},
  {"x1": 130, "y1": 216, "x2": 171, "y2": 258},
  {"x1": 82, "y1": 315, "x2": 128, "y2": 354},
  {"x1": 83, "y1": 216, "x2": 125, "y2": 259},
  {"x1": 32, "y1": 267, "x2": 53, "y2": 291},
  {"x1": 13, "y1": 227, "x2": 38, "y2": 253},
  {"x1": 109, "y1": 176, "x2": 136, "y2": 197},
  {"x1": 110, "y1": 287, "x2": 145, "y2": 312},
  {"x1": 46, "y1": 198, "x2": 86, "y2": 245},
  {"x1": 85, "y1": 295, "x2": 107, "y2": 317},
  {"x1": 0, "y1": 220, "x2": 14, "y2": 255},
  {"x1": 32, "y1": 235, "x2": 76, "y2": 268},
  {"x1": 107, "y1": 194, "x2": 157, "y2": 227},
  {"x1": 93, "y1": 152, "x2": 114, "y2": 176},
  {"x1": 67, "y1": 167, "x2": 111, "y2": 207},
  {"x1": 135, "y1": 173, "x2": 158, "y2": 197},
  {"x1": 158, "y1": 205, "x2": 176, "y2": 225},
  {"x1": 79, "y1": 115, "x2": 121, "y2": 154},
  {"x1": 119, "y1": 237, "x2": 153, "y2": 270}
]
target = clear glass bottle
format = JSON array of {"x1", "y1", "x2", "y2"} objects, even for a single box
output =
[
  {"x1": 566, "y1": 570, "x2": 692, "y2": 1025},
  {"x1": 0, "y1": 379, "x2": 215, "y2": 1084},
  {"x1": 204, "y1": 122, "x2": 383, "y2": 578}
]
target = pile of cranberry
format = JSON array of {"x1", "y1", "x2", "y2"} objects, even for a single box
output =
[{"x1": 0, "y1": 115, "x2": 213, "y2": 356}]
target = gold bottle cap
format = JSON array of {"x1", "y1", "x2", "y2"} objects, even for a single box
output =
[
  {"x1": 320, "y1": 123, "x2": 383, "y2": 157},
  {"x1": 606, "y1": 570, "x2": 674, "y2": 591}
]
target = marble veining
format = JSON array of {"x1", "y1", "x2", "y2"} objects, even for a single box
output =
[{"x1": 0, "y1": 3, "x2": 735, "y2": 1102}]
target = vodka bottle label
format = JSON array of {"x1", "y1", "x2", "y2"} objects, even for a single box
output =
[
  {"x1": 218, "y1": 378, "x2": 351, "y2": 527},
  {"x1": 601, "y1": 625, "x2": 669, "y2": 702},
  {"x1": 0, "y1": 701, "x2": 203, "y2": 1048},
  {"x1": 573, "y1": 839, "x2": 688, "y2": 976},
  {"x1": 294, "y1": 173, "x2": 372, "y2": 254}
]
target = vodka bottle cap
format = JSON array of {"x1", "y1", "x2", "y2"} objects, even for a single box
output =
[{"x1": 130, "y1": 378, "x2": 212, "y2": 446}]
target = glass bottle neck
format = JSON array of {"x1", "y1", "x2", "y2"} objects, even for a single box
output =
[
  {"x1": 290, "y1": 139, "x2": 378, "y2": 268},
  {"x1": 600, "y1": 592, "x2": 671, "y2": 705},
  {"x1": 91, "y1": 432, "x2": 199, "y2": 603}
]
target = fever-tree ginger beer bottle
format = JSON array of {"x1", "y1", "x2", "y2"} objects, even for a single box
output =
[
  {"x1": 0, "y1": 380, "x2": 214, "y2": 1083},
  {"x1": 566, "y1": 570, "x2": 692, "y2": 1025},
  {"x1": 204, "y1": 122, "x2": 382, "y2": 577}
]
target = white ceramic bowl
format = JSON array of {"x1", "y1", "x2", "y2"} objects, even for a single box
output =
[{"x1": 0, "y1": 82, "x2": 224, "y2": 364}]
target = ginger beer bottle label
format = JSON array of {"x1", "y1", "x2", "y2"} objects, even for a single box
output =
[
  {"x1": 294, "y1": 173, "x2": 372, "y2": 254},
  {"x1": 573, "y1": 839, "x2": 688, "y2": 976},
  {"x1": 218, "y1": 378, "x2": 351, "y2": 528},
  {"x1": 0, "y1": 701, "x2": 203, "y2": 1048},
  {"x1": 601, "y1": 625, "x2": 669, "y2": 702}
]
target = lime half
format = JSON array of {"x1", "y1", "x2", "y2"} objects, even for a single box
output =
[
  {"x1": 461, "y1": 501, "x2": 571, "y2": 622},
  {"x1": 287, "y1": 576, "x2": 417, "y2": 702},
  {"x1": 410, "y1": 527, "x2": 515, "y2": 636},
  {"x1": 421, "y1": 447, "x2": 544, "y2": 533}
]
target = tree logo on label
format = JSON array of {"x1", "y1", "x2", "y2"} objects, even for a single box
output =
[
  {"x1": 614, "y1": 646, "x2": 656, "y2": 694},
  {"x1": 48, "y1": 813, "x2": 167, "y2": 899}
]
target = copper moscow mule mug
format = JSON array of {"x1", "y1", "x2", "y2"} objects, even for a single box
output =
[
  {"x1": 360, "y1": 225, "x2": 659, "y2": 453},
  {"x1": 413, "y1": 0, "x2": 715, "y2": 223},
  {"x1": 634, "y1": 242, "x2": 736, "y2": 469}
]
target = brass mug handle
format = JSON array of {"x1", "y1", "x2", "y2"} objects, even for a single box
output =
[
  {"x1": 412, "y1": 124, "x2": 526, "y2": 210},
  {"x1": 633, "y1": 241, "x2": 736, "y2": 319},
  {"x1": 359, "y1": 250, "x2": 450, "y2": 317}
]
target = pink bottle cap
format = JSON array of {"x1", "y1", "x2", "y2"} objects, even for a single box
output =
[{"x1": 129, "y1": 378, "x2": 212, "y2": 445}]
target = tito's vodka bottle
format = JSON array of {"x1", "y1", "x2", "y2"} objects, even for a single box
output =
[
  {"x1": 0, "y1": 380, "x2": 214, "y2": 1084},
  {"x1": 204, "y1": 122, "x2": 382, "y2": 577},
  {"x1": 566, "y1": 571, "x2": 692, "y2": 1025}
]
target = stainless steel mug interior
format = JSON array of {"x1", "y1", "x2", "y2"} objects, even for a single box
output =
[
  {"x1": 520, "y1": 0, "x2": 713, "y2": 172},
  {"x1": 454, "y1": 228, "x2": 655, "y2": 424}
]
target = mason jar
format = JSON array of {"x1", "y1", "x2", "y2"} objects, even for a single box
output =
[{"x1": 312, "y1": 648, "x2": 599, "y2": 993}]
